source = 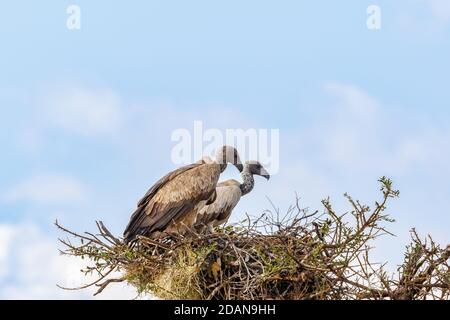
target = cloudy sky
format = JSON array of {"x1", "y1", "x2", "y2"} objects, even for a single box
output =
[{"x1": 1, "y1": 1, "x2": 450, "y2": 299}]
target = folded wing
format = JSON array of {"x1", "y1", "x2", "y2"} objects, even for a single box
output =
[
  {"x1": 195, "y1": 179, "x2": 242, "y2": 232},
  {"x1": 123, "y1": 163, "x2": 221, "y2": 243}
]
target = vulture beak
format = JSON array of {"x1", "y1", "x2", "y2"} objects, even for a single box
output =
[{"x1": 259, "y1": 167, "x2": 270, "y2": 180}]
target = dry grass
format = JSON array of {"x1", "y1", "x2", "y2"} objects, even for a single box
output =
[{"x1": 56, "y1": 177, "x2": 450, "y2": 300}]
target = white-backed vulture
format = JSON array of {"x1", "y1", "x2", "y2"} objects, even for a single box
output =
[
  {"x1": 123, "y1": 146, "x2": 243, "y2": 244},
  {"x1": 194, "y1": 161, "x2": 270, "y2": 233}
]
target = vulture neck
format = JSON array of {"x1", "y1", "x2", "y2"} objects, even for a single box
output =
[
  {"x1": 240, "y1": 170, "x2": 255, "y2": 196},
  {"x1": 219, "y1": 163, "x2": 227, "y2": 172}
]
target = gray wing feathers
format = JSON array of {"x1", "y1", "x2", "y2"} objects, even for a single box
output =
[{"x1": 197, "y1": 184, "x2": 242, "y2": 227}]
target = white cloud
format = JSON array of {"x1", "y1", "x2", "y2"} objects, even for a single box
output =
[
  {"x1": 425, "y1": 0, "x2": 450, "y2": 23},
  {"x1": 2, "y1": 173, "x2": 87, "y2": 206},
  {"x1": 0, "y1": 225, "x2": 16, "y2": 278},
  {"x1": 397, "y1": 0, "x2": 450, "y2": 34},
  {"x1": 43, "y1": 87, "x2": 122, "y2": 136},
  {"x1": 12, "y1": 86, "x2": 123, "y2": 154},
  {"x1": 294, "y1": 83, "x2": 450, "y2": 175},
  {"x1": 324, "y1": 83, "x2": 379, "y2": 120},
  {"x1": 0, "y1": 223, "x2": 138, "y2": 299},
  {"x1": 318, "y1": 83, "x2": 382, "y2": 168}
]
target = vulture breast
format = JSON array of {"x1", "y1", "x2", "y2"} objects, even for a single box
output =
[{"x1": 196, "y1": 179, "x2": 242, "y2": 230}]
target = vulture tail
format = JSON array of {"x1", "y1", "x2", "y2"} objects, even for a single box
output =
[{"x1": 123, "y1": 206, "x2": 149, "y2": 245}]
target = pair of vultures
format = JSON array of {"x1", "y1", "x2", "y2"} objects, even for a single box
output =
[{"x1": 123, "y1": 146, "x2": 270, "y2": 244}]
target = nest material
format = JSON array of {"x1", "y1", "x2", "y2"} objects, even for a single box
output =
[
  {"x1": 127, "y1": 231, "x2": 334, "y2": 300},
  {"x1": 56, "y1": 177, "x2": 450, "y2": 300}
]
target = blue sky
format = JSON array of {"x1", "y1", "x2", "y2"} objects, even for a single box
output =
[{"x1": 1, "y1": 1, "x2": 450, "y2": 299}]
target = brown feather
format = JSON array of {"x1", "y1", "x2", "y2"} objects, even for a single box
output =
[{"x1": 123, "y1": 162, "x2": 221, "y2": 243}]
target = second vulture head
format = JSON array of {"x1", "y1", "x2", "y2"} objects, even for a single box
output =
[{"x1": 243, "y1": 160, "x2": 270, "y2": 180}]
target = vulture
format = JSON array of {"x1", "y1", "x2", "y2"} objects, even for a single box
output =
[
  {"x1": 123, "y1": 146, "x2": 243, "y2": 244},
  {"x1": 194, "y1": 160, "x2": 270, "y2": 233}
]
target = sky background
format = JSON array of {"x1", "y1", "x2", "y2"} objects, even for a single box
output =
[{"x1": 1, "y1": 1, "x2": 450, "y2": 299}]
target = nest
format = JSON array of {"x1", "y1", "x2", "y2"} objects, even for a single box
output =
[{"x1": 56, "y1": 178, "x2": 450, "y2": 300}]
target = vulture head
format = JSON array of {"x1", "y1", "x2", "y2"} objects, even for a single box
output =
[
  {"x1": 244, "y1": 161, "x2": 270, "y2": 180},
  {"x1": 215, "y1": 146, "x2": 244, "y2": 172}
]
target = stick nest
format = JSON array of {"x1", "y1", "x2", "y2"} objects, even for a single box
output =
[{"x1": 56, "y1": 177, "x2": 450, "y2": 300}]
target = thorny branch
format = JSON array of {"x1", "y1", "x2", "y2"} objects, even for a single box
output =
[{"x1": 56, "y1": 177, "x2": 450, "y2": 300}]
